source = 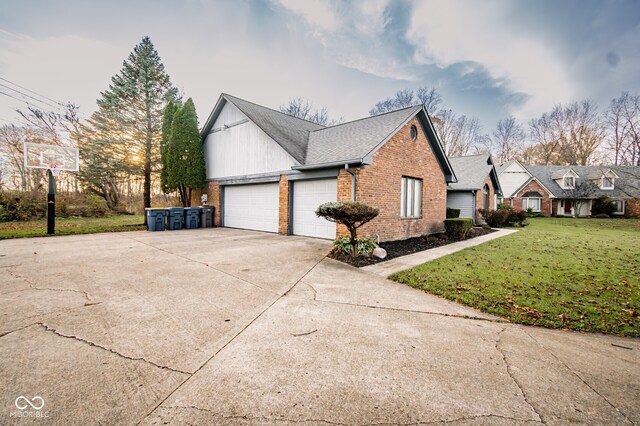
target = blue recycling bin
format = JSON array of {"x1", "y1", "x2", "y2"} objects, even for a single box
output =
[
  {"x1": 184, "y1": 207, "x2": 200, "y2": 229},
  {"x1": 200, "y1": 206, "x2": 214, "y2": 228},
  {"x1": 166, "y1": 207, "x2": 184, "y2": 230},
  {"x1": 146, "y1": 208, "x2": 167, "y2": 231}
]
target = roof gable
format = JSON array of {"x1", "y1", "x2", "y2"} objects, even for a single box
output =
[
  {"x1": 201, "y1": 94, "x2": 325, "y2": 164},
  {"x1": 448, "y1": 154, "x2": 502, "y2": 194}
]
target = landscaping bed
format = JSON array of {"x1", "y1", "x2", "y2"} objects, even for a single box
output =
[{"x1": 328, "y1": 227, "x2": 494, "y2": 267}]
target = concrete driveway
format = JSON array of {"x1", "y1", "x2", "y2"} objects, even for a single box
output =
[{"x1": 1, "y1": 228, "x2": 638, "y2": 425}]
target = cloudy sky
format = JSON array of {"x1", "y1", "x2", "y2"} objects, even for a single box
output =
[{"x1": 0, "y1": 0, "x2": 639, "y2": 131}]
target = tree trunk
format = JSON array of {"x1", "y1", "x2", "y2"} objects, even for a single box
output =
[
  {"x1": 349, "y1": 227, "x2": 358, "y2": 257},
  {"x1": 144, "y1": 101, "x2": 153, "y2": 225}
]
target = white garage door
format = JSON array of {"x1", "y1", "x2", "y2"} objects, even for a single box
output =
[
  {"x1": 446, "y1": 191, "x2": 475, "y2": 220},
  {"x1": 293, "y1": 179, "x2": 337, "y2": 239},
  {"x1": 224, "y1": 183, "x2": 279, "y2": 233}
]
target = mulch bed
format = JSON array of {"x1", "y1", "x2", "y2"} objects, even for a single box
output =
[{"x1": 328, "y1": 227, "x2": 495, "y2": 268}]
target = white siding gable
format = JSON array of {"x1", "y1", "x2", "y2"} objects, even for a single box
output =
[
  {"x1": 499, "y1": 161, "x2": 531, "y2": 197},
  {"x1": 203, "y1": 102, "x2": 298, "y2": 179}
]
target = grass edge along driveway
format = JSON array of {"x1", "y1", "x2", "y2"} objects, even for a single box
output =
[
  {"x1": 391, "y1": 218, "x2": 640, "y2": 337},
  {"x1": 0, "y1": 215, "x2": 146, "y2": 239}
]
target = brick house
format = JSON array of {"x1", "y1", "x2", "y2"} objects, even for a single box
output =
[
  {"x1": 496, "y1": 160, "x2": 640, "y2": 217},
  {"x1": 193, "y1": 94, "x2": 456, "y2": 241},
  {"x1": 446, "y1": 154, "x2": 502, "y2": 224}
]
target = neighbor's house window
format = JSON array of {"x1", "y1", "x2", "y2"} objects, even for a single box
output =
[
  {"x1": 612, "y1": 200, "x2": 625, "y2": 215},
  {"x1": 522, "y1": 191, "x2": 542, "y2": 212},
  {"x1": 601, "y1": 176, "x2": 614, "y2": 189},
  {"x1": 401, "y1": 177, "x2": 422, "y2": 218},
  {"x1": 563, "y1": 176, "x2": 575, "y2": 188}
]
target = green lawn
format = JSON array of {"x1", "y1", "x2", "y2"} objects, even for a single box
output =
[
  {"x1": 0, "y1": 215, "x2": 146, "y2": 239},
  {"x1": 391, "y1": 218, "x2": 640, "y2": 337}
]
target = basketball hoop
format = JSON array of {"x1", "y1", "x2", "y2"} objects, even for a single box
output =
[{"x1": 48, "y1": 164, "x2": 61, "y2": 177}]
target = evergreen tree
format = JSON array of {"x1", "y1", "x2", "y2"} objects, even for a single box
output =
[
  {"x1": 166, "y1": 98, "x2": 206, "y2": 206},
  {"x1": 161, "y1": 101, "x2": 178, "y2": 193},
  {"x1": 80, "y1": 36, "x2": 176, "y2": 217}
]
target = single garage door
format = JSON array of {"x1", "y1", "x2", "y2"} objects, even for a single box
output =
[
  {"x1": 446, "y1": 191, "x2": 475, "y2": 221},
  {"x1": 293, "y1": 179, "x2": 337, "y2": 239},
  {"x1": 224, "y1": 183, "x2": 279, "y2": 232}
]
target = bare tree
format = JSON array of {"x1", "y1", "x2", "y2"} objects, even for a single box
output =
[
  {"x1": 563, "y1": 180, "x2": 599, "y2": 217},
  {"x1": 489, "y1": 116, "x2": 526, "y2": 163},
  {"x1": 279, "y1": 97, "x2": 340, "y2": 126},
  {"x1": 606, "y1": 92, "x2": 640, "y2": 166},
  {"x1": 369, "y1": 86, "x2": 442, "y2": 116},
  {"x1": 433, "y1": 110, "x2": 488, "y2": 157}
]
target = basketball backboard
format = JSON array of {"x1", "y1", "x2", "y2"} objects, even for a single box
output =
[{"x1": 23, "y1": 142, "x2": 79, "y2": 173}]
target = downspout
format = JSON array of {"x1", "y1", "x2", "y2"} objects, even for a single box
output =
[
  {"x1": 345, "y1": 164, "x2": 356, "y2": 201},
  {"x1": 471, "y1": 190, "x2": 477, "y2": 226}
]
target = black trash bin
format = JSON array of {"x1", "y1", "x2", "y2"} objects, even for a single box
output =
[
  {"x1": 184, "y1": 207, "x2": 200, "y2": 229},
  {"x1": 146, "y1": 208, "x2": 167, "y2": 231},
  {"x1": 200, "y1": 206, "x2": 214, "y2": 228},
  {"x1": 166, "y1": 207, "x2": 184, "y2": 230}
]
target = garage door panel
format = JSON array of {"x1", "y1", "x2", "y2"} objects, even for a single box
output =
[
  {"x1": 446, "y1": 192, "x2": 475, "y2": 220},
  {"x1": 293, "y1": 179, "x2": 337, "y2": 240},
  {"x1": 224, "y1": 183, "x2": 279, "y2": 233}
]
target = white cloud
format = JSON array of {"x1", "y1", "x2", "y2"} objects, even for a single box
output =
[
  {"x1": 271, "y1": 0, "x2": 339, "y2": 31},
  {"x1": 406, "y1": 0, "x2": 574, "y2": 120}
]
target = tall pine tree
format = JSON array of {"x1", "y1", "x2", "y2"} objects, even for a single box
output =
[
  {"x1": 165, "y1": 98, "x2": 206, "y2": 206},
  {"x1": 161, "y1": 100, "x2": 178, "y2": 193},
  {"x1": 80, "y1": 36, "x2": 176, "y2": 217}
]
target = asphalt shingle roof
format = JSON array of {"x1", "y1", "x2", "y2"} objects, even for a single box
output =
[
  {"x1": 495, "y1": 161, "x2": 513, "y2": 175},
  {"x1": 305, "y1": 106, "x2": 422, "y2": 165},
  {"x1": 447, "y1": 154, "x2": 494, "y2": 191},
  {"x1": 525, "y1": 165, "x2": 640, "y2": 199},
  {"x1": 223, "y1": 94, "x2": 325, "y2": 164}
]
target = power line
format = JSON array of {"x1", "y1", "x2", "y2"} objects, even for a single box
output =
[
  {"x1": 0, "y1": 76, "x2": 67, "y2": 107},
  {"x1": 0, "y1": 82, "x2": 63, "y2": 111}
]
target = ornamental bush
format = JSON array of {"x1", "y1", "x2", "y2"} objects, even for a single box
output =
[
  {"x1": 333, "y1": 236, "x2": 377, "y2": 256},
  {"x1": 444, "y1": 218, "x2": 473, "y2": 240},
  {"x1": 591, "y1": 196, "x2": 617, "y2": 217},
  {"x1": 505, "y1": 209, "x2": 528, "y2": 227},
  {"x1": 478, "y1": 208, "x2": 510, "y2": 227},
  {"x1": 316, "y1": 201, "x2": 379, "y2": 256},
  {"x1": 446, "y1": 208, "x2": 461, "y2": 218}
]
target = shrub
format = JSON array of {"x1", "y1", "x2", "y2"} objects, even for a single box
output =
[
  {"x1": 333, "y1": 236, "x2": 377, "y2": 256},
  {"x1": 478, "y1": 208, "x2": 509, "y2": 228},
  {"x1": 316, "y1": 201, "x2": 379, "y2": 256},
  {"x1": 506, "y1": 209, "x2": 529, "y2": 227},
  {"x1": 444, "y1": 218, "x2": 473, "y2": 240},
  {"x1": 498, "y1": 203, "x2": 513, "y2": 210},
  {"x1": 593, "y1": 213, "x2": 610, "y2": 219},
  {"x1": 0, "y1": 190, "x2": 46, "y2": 221},
  {"x1": 446, "y1": 208, "x2": 460, "y2": 218},
  {"x1": 591, "y1": 196, "x2": 616, "y2": 217}
]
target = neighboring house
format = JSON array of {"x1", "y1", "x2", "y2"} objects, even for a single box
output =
[
  {"x1": 194, "y1": 93, "x2": 457, "y2": 241},
  {"x1": 496, "y1": 161, "x2": 640, "y2": 217},
  {"x1": 446, "y1": 154, "x2": 502, "y2": 224}
]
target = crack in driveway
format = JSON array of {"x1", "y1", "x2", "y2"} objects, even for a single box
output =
[
  {"x1": 36, "y1": 323, "x2": 192, "y2": 375},
  {"x1": 523, "y1": 330, "x2": 634, "y2": 425},
  {"x1": 495, "y1": 328, "x2": 545, "y2": 424},
  {"x1": 135, "y1": 252, "x2": 329, "y2": 425}
]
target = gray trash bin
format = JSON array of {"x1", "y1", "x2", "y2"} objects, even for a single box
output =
[
  {"x1": 184, "y1": 207, "x2": 200, "y2": 229},
  {"x1": 200, "y1": 206, "x2": 214, "y2": 228},
  {"x1": 166, "y1": 207, "x2": 184, "y2": 230},
  {"x1": 146, "y1": 208, "x2": 167, "y2": 231}
]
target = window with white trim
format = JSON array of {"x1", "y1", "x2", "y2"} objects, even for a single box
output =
[
  {"x1": 522, "y1": 191, "x2": 542, "y2": 212},
  {"x1": 601, "y1": 176, "x2": 614, "y2": 189},
  {"x1": 612, "y1": 200, "x2": 625, "y2": 215},
  {"x1": 401, "y1": 177, "x2": 422, "y2": 218},
  {"x1": 563, "y1": 176, "x2": 575, "y2": 188}
]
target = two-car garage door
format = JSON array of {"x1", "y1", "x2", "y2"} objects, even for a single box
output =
[{"x1": 222, "y1": 179, "x2": 337, "y2": 239}]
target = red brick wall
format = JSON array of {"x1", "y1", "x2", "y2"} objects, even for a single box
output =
[
  {"x1": 350, "y1": 117, "x2": 447, "y2": 241},
  {"x1": 278, "y1": 175, "x2": 289, "y2": 235},
  {"x1": 511, "y1": 180, "x2": 552, "y2": 217},
  {"x1": 190, "y1": 181, "x2": 221, "y2": 225},
  {"x1": 626, "y1": 199, "x2": 640, "y2": 218},
  {"x1": 475, "y1": 175, "x2": 496, "y2": 223}
]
